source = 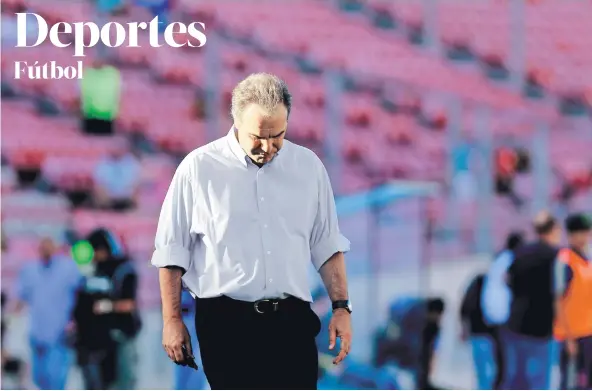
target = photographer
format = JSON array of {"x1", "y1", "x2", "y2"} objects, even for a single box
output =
[{"x1": 73, "y1": 228, "x2": 141, "y2": 389}]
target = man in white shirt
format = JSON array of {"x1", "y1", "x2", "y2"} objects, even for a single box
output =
[{"x1": 151, "y1": 73, "x2": 352, "y2": 390}]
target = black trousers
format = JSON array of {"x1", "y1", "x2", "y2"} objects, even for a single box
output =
[{"x1": 195, "y1": 296, "x2": 321, "y2": 390}]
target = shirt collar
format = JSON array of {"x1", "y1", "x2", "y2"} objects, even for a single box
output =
[{"x1": 226, "y1": 127, "x2": 249, "y2": 167}]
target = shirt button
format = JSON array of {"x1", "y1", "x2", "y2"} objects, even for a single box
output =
[
  {"x1": 267, "y1": 251, "x2": 271, "y2": 255},
  {"x1": 260, "y1": 197, "x2": 265, "y2": 201},
  {"x1": 268, "y1": 278, "x2": 273, "y2": 283}
]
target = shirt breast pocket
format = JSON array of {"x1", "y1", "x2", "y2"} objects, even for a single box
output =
[{"x1": 198, "y1": 183, "x2": 258, "y2": 232}]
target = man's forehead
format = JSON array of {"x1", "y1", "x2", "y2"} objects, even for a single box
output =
[
  {"x1": 243, "y1": 116, "x2": 287, "y2": 137},
  {"x1": 241, "y1": 104, "x2": 287, "y2": 128}
]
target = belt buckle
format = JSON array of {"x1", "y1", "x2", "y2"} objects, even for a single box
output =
[{"x1": 254, "y1": 299, "x2": 279, "y2": 314}]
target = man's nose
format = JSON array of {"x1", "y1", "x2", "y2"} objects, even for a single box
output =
[{"x1": 260, "y1": 139, "x2": 273, "y2": 153}]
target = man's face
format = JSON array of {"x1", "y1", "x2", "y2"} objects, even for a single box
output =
[
  {"x1": 235, "y1": 103, "x2": 288, "y2": 165},
  {"x1": 38, "y1": 238, "x2": 55, "y2": 260},
  {"x1": 109, "y1": 148, "x2": 125, "y2": 160},
  {"x1": 93, "y1": 248, "x2": 109, "y2": 263},
  {"x1": 568, "y1": 230, "x2": 591, "y2": 251},
  {"x1": 544, "y1": 225, "x2": 562, "y2": 247},
  {"x1": 109, "y1": 140, "x2": 128, "y2": 160}
]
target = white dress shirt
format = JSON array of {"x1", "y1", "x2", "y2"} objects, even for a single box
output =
[{"x1": 151, "y1": 129, "x2": 350, "y2": 302}]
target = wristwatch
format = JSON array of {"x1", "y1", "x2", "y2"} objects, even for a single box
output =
[{"x1": 332, "y1": 300, "x2": 352, "y2": 314}]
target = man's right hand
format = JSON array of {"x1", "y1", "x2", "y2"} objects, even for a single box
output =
[{"x1": 162, "y1": 317, "x2": 193, "y2": 365}]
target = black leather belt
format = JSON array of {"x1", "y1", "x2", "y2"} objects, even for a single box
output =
[
  {"x1": 253, "y1": 299, "x2": 280, "y2": 314},
  {"x1": 196, "y1": 295, "x2": 309, "y2": 315}
]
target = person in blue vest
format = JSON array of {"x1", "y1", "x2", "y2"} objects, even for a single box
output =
[
  {"x1": 14, "y1": 237, "x2": 82, "y2": 390},
  {"x1": 173, "y1": 289, "x2": 208, "y2": 390}
]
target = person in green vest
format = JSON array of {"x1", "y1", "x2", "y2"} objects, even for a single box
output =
[{"x1": 80, "y1": 60, "x2": 121, "y2": 136}]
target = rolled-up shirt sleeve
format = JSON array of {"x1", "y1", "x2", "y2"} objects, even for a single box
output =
[
  {"x1": 309, "y1": 159, "x2": 350, "y2": 270},
  {"x1": 151, "y1": 161, "x2": 196, "y2": 272}
]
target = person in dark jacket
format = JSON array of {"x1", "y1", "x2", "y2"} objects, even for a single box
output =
[
  {"x1": 460, "y1": 273, "x2": 495, "y2": 390},
  {"x1": 501, "y1": 211, "x2": 561, "y2": 390},
  {"x1": 73, "y1": 228, "x2": 141, "y2": 390}
]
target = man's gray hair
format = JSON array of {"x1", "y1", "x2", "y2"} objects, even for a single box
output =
[{"x1": 230, "y1": 73, "x2": 292, "y2": 122}]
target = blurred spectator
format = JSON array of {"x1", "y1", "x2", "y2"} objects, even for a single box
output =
[
  {"x1": 137, "y1": 0, "x2": 173, "y2": 32},
  {"x1": 481, "y1": 231, "x2": 525, "y2": 389},
  {"x1": 494, "y1": 147, "x2": 523, "y2": 208},
  {"x1": 92, "y1": 139, "x2": 141, "y2": 211},
  {"x1": 556, "y1": 214, "x2": 592, "y2": 390},
  {"x1": 73, "y1": 228, "x2": 141, "y2": 390},
  {"x1": 514, "y1": 148, "x2": 531, "y2": 173},
  {"x1": 1, "y1": 13, "x2": 39, "y2": 48},
  {"x1": 14, "y1": 238, "x2": 82, "y2": 390},
  {"x1": 373, "y1": 297, "x2": 445, "y2": 389},
  {"x1": 1, "y1": 165, "x2": 17, "y2": 192},
  {"x1": 93, "y1": 0, "x2": 129, "y2": 59},
  {"x1": 319, "y1": 359, "x2": 401, "y2": 390},
  {"x1": 81, "y1": 60, "x2": 122, "y2": 136},
  {"x1": 557, "y1": 166, "x2": 592, "y2": 206},
  {"x1": 96, "y1": 0, "x2": 127, "y2": 14},
  {"x1": 501, "y1": 211, "x2": 561, "y2": 390},
  {"x1": 451, "y1": 137, "x2": 476, "y2": 201},
  {"x1": 460, "y1": 273, "x2": 495, "y2": 390},
  {"x1": 1, "y1": 291, "x2": 27, "y2": 389}
]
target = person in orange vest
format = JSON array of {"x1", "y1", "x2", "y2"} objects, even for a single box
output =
[{"x1": 555, "y1": 213, "x2": 592, "y2": 389}]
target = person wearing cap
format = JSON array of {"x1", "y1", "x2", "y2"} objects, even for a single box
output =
[
  {"x1": 555, "y1": 213, "x2": 592, "y2": 389},
  {"x1": 73, "y1": 228, "x2": 141, "y2": 390},
  {"x1": 500, "y1": 211, "x2": 561, "y2": 390}
]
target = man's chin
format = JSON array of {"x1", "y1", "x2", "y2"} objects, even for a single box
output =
[{"x1": 255, "y1": 155, "x2": 272, "y2": 162}]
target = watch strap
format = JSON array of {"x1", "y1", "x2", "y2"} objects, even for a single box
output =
[{"x1": 332, "y1": 300, "x2": 351, "y2": 313}]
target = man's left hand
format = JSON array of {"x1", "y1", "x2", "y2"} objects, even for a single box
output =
[{"x1": 328, "y1": 309, "x2": 352, "y2": 365}]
